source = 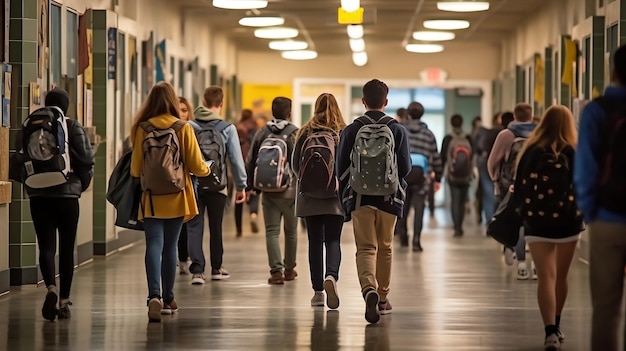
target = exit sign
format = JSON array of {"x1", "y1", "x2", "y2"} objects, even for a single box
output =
[{"x1": 338, "y1": 7, "x2": 364, "y2": 25}]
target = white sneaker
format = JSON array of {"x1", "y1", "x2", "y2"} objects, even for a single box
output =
[
  {"x1": 517, "y1": 262, "x2": 529, "y2": 280},
  {"x1": 504, "y1": 247, "x2": 516, "y2": 266},
  {"x1": 532, "y1": 262, "x2": 538, "y2": 280},
  {"x1": 147, "y1": 298, "x2": 162, "y2": 322},
  {"x1": 323, "y1": 276, "x2": 340, "y2": 309},
  {"x1": 191, "y1": 273, "x2": 206, "y2": 285},
  {"x1": 310, "y1": 292, "x2": 324, "y2": 307},
  {"x1": 544, "y1": 333, "x2": 560, "y2": 350}
]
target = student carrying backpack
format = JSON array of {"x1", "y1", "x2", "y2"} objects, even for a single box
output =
[
  {"x1": 298, "y1": 130, "x2": 337, "y2": 199},
  {"x1": 189, "y1": 119, "x2": 229, "y2": 192},
  {"x1": 253, "y1": 121, "x2": 298, "y2": 192},
  {"x1": 446, "y1": 132, "x2": 473, "y2": 185},
  {"x1": 497, "y1": 130, "x2": 526, "y2": 196}
]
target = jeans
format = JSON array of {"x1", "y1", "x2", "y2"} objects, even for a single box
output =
[
  {"x1": 477, "y1": 156, "x2": 497, "y2": 222},
  {"x1": 144, "y1": 217, "x2": 184, "y2": 302},
  {"x1": 449, "y1": 183, "x2": 470, "y2": 233},
  {"x1": 187, "y1": 191, "x2": 228, "y2": 274},
  {"x1": 305, "y1": 215, "x2": 344, "y2": 292},
  {"x1": 30, "y1": 197, "x2": 79, "y2": 299},
  {"x1": 177, "y1": 223, "x2": 188, "y2": 262},
  {"x1": 262, "y1": 195, "x2": 298, "y2": 274},
  {"x1": 234, "y1": 192, "x2": 260, "y2": 233},
  {"x1": 396, "y1": 186, "x2": 426, "y2": 245}
]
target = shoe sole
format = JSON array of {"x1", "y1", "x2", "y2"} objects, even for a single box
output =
[
  {"x1": 364, "y1": 291, "x2": 380, "y2": 324},
  {"x1": 379, "y1": 306, "x2": 392, "y2": 315},
  {"x1": 211, "y1": 274, "x2": 230, "y2": 281},
  {"x1": 323, "y1": 278, "x2": 340, "y2": 310},
  {"x1": 148, "y1": 299, "x2": 162, "y2": 322},
  {"x1": 161, "y1": 308, "x2": 178, "y2": 315},
  {"x1": 42, "y1": 291, "x2": 58, "y2": 321},
  {"x1": 191, "y1": 278, "x2": 206, "y2": 285}
]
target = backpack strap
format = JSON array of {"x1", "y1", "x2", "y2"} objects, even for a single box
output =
[
  {"x1": 170, "y1": 120, "x2": 186, "y2": 132},
  {"x1": 139, "y1": 121, "x2": 155, "y2": 133},
  {"x1": 356, "y1": 115, "x2": 376, "y2": 125}
]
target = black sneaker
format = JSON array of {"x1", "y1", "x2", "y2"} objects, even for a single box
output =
[
  {"x1": 363, "y1": 289, "x2": 380, "y2": 324},
  {"x1": 211, "y1": 267, "x2": 230, "y2": 280},
  {"x1": 42, "y1": 290, "x2": 58, "y2": 321},
  {"x1": 58, "y1": 300, "x2": 72, "y2": 320}
]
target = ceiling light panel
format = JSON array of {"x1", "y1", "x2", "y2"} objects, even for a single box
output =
[
  {"x1": 347, "y1": 25, "x2": 364, "y2": 39},
  {"x1": 353, "y1": 52, "x2": 368, "y2": 66},
  {"x1": 341, "y1": 0, "x2": 360, "y2": 12},
  {"x1": 437, "y1": 1, "x2": 490, "y2": 12},
  {"x1": 239, "y1": 16, "x2": 285, "y2": 27},
  {"x1": 412, "y1": 31, "x2": 455, "y2": 41},
  {"x1": 212, "y1": 0, "x2": 268, "y2": 10},
  {"x1": 349, "y1": 38, "x2": 365, "y2": 52},
  {"x1": 423, "y1": 19, "x2": 470, "y2": 30},
  {"x1": 254, "y1": 27, "x2": 299, "y2": 39},
  {"x1": 269, "y1": 40, "x2": 309, "y2": 51},
  {"x1": 281, "y1": 50, "x2": 318, "y2": 60},
  {"x1": 405, "y1": 44, "x2": 445, "y2": 53}
]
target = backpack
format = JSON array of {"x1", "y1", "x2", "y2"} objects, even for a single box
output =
[
  {"x1": 498, "y1": 130, "x2": 527, "y2": 195},
  {"x1": 447, "y1": 133, "x2": 472, "y2": 184},
  {"x1": 347, "y1": 115, "x2": 399, "y2": 196},
  {"x1": 19, "y1": 107, "x2": 71, "y2": 189},
  {"x1": 405, "y1": 153, "x2": 428, "y2": 187},
  {"x1": 597, "y1": 97, "x2": 626, "y2": 213},
  {"x1": 254, "y1": 123, "x2": 298, "y2": 192},
  {"x1": 298, "y1": 130, "x2": 337, "y2": 199},
  {"x1": 520, "y1": 150, "x2": 577, "y2": 228},
  {"x1": 190, "y1": 119, "x2": 229, "y2": 192},
  {"x1": 139, "y1": 120, "x2": 186, "y2": 196}
]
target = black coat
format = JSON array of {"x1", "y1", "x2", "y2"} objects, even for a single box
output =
[{"x1": 106, "y1": 150, "x2": 144, "y2": 231}]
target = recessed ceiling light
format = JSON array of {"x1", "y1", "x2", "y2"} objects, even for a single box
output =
[
  {"x1": 254, "y1": 27, "x2": 299, "y2": 39},
  {"x1": 268, "y1": 40, "x2": 309, "y2": 51},
  {"x1": 405, "y1": 44, "x2": 445, "y2": 53},
  {"x1": 212, "y1": 0, "x2": 268, "y2": 10},
  {"x1": 353, "y1": 52, "x2": 368, "y2": 66},
  {"x1": 347, "y1": 25, "x2": 364, "y2": 39},
  {"x1": 423, "y1": 19, "x2": 470, "y2": 30},
  {"x1": 239, "y1": 16, "x2": 285, "y2": 27},
  {"x1": 412, "y1": 31, "x2": 456, "y2": 41},
  {"x1": 349, "y1": 38, "x2": 365, "y2": 52},
  {"x1": 437, "y1": 1, "x2": 490, "y2": 12},
  {"x1": 341, "y1": 0, "x2": 360, "y2": 12},
  {"x1": 281, "y1": 50, "x2": 318, "y2": 60}
]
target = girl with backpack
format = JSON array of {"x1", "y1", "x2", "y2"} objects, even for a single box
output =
[
  {"x1": 512, "y1": 105, "x2": 583, "y2": 350},
  {"x1": 130, "y1": 82, "x2": 210, "y2": 322},
  {"x1": 292, "y1": 93, "x2": 346, "y2": 308},
  {"x1": 177, "y1": 97, "x2": 194, "y2": 275}
]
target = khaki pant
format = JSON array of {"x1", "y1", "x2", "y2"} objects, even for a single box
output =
[
  {"x1": 352, "y1": 206, "x2": 397, "y2": 301},
  {"x1": 589, "y1": 221, "x2": 626, "y2": 351}
]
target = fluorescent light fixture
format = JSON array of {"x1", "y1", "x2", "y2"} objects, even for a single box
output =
[
  {"x1": 405, "y1": 43, "x2": 444, "y2": 53},
  {"x1": 254, "y1": 27, "x2": 299, "y2": 39},
  {"x1": 212, "y1": 0, "x2": 268, "y2": 10},
  {"x1": 437, "y1": 1, "x2": 490, "y2": 12},
  {"x1": 239, "y1": 16, "x2": 285, "y2": 27},
  {"x1": 423, "y1": 19, "x2": 470, "y2": 30},
  {"x1": 353, "y1": 52, "x2": 368, "y2": 66},
  {"x1": 347, "y1": 25, "x2": 364, "y2": 39},
  {"x1": 341, "y1": 0, "x2": 360, "y2": 12},
  {"x1": 269, "y1": 40, "x2": 308, "y2": 51},
  {"x1": 281, "y1": 50, "x2": 318, "y2": 60},
  {"x1": 412, "y1": 31, "x2": 456, "y2": 41},
  {"x1": 349, "y1": 38, "x2": 365, "y2": 52}
]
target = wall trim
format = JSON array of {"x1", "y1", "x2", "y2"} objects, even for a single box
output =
[
  {"x1": 10, "y1": 267, "x2": 38, "y2": 286},
  {"x1": 93, "y1": 230, "x2": 143, "y2": 256},
  {"x1": 77, "y1": 241, "x2": 93, "y2": 265},
  {"x1": 0, "y1": 269, "x2": 9, "y2": 295}
]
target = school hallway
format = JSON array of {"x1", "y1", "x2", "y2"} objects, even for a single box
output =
[{"x1": 0, "y1": 209, "x2": 592, "y2": 351}]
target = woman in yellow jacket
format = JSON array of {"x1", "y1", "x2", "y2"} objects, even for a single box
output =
[{"x1": 130, "y1": 82, "x2": 210, "y2": 322}]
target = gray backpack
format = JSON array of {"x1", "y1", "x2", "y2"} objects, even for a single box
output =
[
  {"x1": 189, "y1": 119, "x2": 229, "y2": 192},
  {"x1": 346, "y1": 115, "x2": 399, "y2": 196},
  {"x1": 254, "y1": 124, "x2": 298, "y2": 192}
]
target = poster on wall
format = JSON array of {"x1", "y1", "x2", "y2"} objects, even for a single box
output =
[
  {"x1": 29, "y1": 82, "x2": 42, "y2": 113},
  {"x1": 155, "y1": 40, "x2": 166, "y2": 82},
  {"x1": 107, "y1": 28, "x2": 117, "y2": 80},
  {"x1": 142, "y1": 31, "x2": 154, "y2": 99},
  {"x1": 2, "y1": 63, "x2": 10, "y2": 127},
  {"x1": 37, "y1": 0, "x2": 49, "y2": 79}
]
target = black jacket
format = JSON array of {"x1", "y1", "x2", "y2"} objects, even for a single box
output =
[{"x1": 17, "y1": 119, "x2": 94, "y2": 198}]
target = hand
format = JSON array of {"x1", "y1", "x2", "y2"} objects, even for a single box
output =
[
  {"x1": 434, "y1": 182, "x2": 441, "y2": 192},
  {"x1": 245, "y1": 190, "x2": 253, "y2": 202},
  {"x1": 235, "y1": 190, "x2": 246, "y2": 204}
]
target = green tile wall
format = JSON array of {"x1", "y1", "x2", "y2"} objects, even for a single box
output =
[
  {"x1": 545, "y1": 47, "x2": 553, "y2": 108},
  {"x1": 560, "y1": 36, "x2": 572, "y2": 108},
  {"x1": 515, "y1": 65, "x2": 525, "y2": 103},
  {"x1": 591, "y1": 16, "x2": 606, "y2": 97}
]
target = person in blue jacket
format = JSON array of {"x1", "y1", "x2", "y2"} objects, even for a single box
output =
[{"x1": 574, "y1": 44, "x2": 626, "y2": 351}]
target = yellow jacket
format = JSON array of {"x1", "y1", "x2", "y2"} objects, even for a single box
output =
[{"x1": 130, "y1": 114, "x2": 210, "y2": 222}]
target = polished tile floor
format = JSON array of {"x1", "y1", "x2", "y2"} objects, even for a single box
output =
[{"x1": 0, "y1": 209, "x2": 592, "y2": 351}]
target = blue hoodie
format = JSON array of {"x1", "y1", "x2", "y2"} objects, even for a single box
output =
[{"x1": 574, "y1": 86, "x2": 626, "y2": 224}]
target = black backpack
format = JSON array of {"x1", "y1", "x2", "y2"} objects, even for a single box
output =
[
  {"x1": 298, "y1": 130, "x2": 337, "y2": 199},
  {"x1": 190, "y1": 119, "x2": 229, "y2": 192},
  {"x1": 498, "y1": 130, "x2": 527, "y2": 195},
  {"x1": 597, "y1": 97, "x2": 626, "y2": 213}
]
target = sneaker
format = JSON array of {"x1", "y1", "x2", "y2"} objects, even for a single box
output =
[
  {"x1": 532, "y1": 262, "x2": 538, "y2": 280},
  {"x1": 268, "y1": 271, "x2": 285, "y2": 285},
  {"x1": 179, "y1": 261, "x2": 189, "y2": 275},
  {"x1": 544, "y1": 333, "x2": 560, "y2": 350},
  {"x1": 161, "y1": 300, "x2": 178, "y2": 315},
  {"x1": 57, "y1": 300, "x2": 72, "y2": 320},
  {"x1": 284, "y1": 269, "x2": 298, "y2": 281},
  {"x1": 211, "y1": 267, "x2": 230, "y2": 280},
  {"x1": 378, "y1": 300, "x2": 393, "y2": 315},
  {"x1": 364, "y1": 289, "x2": 380, "y2": 324},
  {"x1": 191, "y1": 273, "x2": 206, "y2": 285},
  {"x1": 412, "y1": 242, "x2": 423, "y2": 252},
  {"x1": 147, "y1": 298, "x2": 163, "y2": 322},
  {"x1": 517, "y1": 262, "x2": 529, "y2": 280},
  {"x1": 250, "y1": 214, "x2": 259, "y2": 233},
  {"x1": 310, "y1": 292, "x2": 324, "y2": 307},
  {"x1": 556, "y1": 327, "x2": 565, "y2": 342},
  {"x1": 504, "y1": 247, "x2": 516, "y2": 266},
  {"x1": 42, "y1": 288, "x2": 58, "y2": 321},
  {"x1": 323, "y1": 276, "x2": 340, "y2": 309}
]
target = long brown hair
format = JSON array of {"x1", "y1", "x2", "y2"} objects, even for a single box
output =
[
  {"x1": 517, "y1": 105, "x2": 578, "y2": 166},
  {"x1": 131, "y1": 82, "x2": 180, "y2": 143},
  {"x1": 179, "y1": 96, "x2": 195, "y2": 121},
  {"x1": 296, "y1": 93, "x2": 346, "y2": 140}
]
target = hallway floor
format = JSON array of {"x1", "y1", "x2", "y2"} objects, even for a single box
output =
[{"x1": 0, "y1": 210, "x2": 591, "y2": 350}]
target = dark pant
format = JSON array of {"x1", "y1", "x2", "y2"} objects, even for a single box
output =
[
  {"x1": 305, "y1": 215, "x2": 344, "y2": 292},
  {"x1": 428, "y1": 181, "x2": 435, "y2": 215},
  {"x1": 396, "y1": 186, "x2": 426, "y2": 245},
  {"x1": 30, "y1": 197, "x2": 80, "y2": 299},
  {"x1": 177, "y1": 223, "x2": 188, "y2": 262},
  {"x1": 449, "y1": 183, "x2": 470, "y2": 233},
  {"x1": 187, "y1": 191, "x2": 228, "y2": 274},
  {"x1": 234, "y1": 193, "x2": 260, "y2": 232}
]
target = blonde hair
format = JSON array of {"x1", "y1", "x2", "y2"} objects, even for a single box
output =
[
  {"x1": 131, "y1": 82, "x2": 180, "y2": 143},
  {"x1": 517, "y1": 105, "x2": 578, "y2": 166},
  {"x1": 179, "y1": 97, "x2": 195, "y2": 121},
  {"x1": 296, "y1": 93, "x2": 346, "y2": 140}
]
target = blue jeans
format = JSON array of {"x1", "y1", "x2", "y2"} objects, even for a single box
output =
[
  {"x1": 144, "y1": 217, "x2": 184, "y2": 302},
  {"x1": 477, "y1": 156, "x2": 497, "y2": 222}
]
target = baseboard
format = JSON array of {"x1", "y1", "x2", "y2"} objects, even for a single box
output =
[
  {"x1": 77, "y1": 241, "x2": 93, "y2": 264},
  {"x1": 93, "y1": 230, "x2": 144, "y2": 256},
  {"x1": 10, "y1": 266, "x2": 39, "y2": 285},
  {"x1": 0, "y1": 269, "x2": 9, "y2": 294}
]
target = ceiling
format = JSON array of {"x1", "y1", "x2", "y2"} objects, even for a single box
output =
[{"x1": 178, "y1": 0, "x2": 547, "y2": 55}]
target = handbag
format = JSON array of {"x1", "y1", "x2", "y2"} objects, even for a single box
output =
[{"x1": 487, "y1": 190, "x2": 521, "y2": 247}]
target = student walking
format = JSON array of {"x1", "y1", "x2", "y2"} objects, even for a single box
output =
[
  {"x1": 235, "y1": 109, "x2": 260, "y2": 237},
  {"x1": 177, "y1": 97, "x2": 194, "y2": 274},
  {"x1": 130, "y1": 82, "x2": 210, "y2": 322},
  {"x1": 336, "y1": 79, "x2": 411, "y2": 324},
  {"x1": 186, "y1": 86, "x2": 247, "y2": 284},
  {"x1": 575, "y1": 44, "x2": 626, "y2": 351},
  {"x1": 292, "y1": 93, "x2": 346, "y2": 308},
  {"x1": 513, "y1": 105, "x2": 583, "y2": 350},
  {"x1": 246, "y1": 97, "x2": 299, "y2": 284}
]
